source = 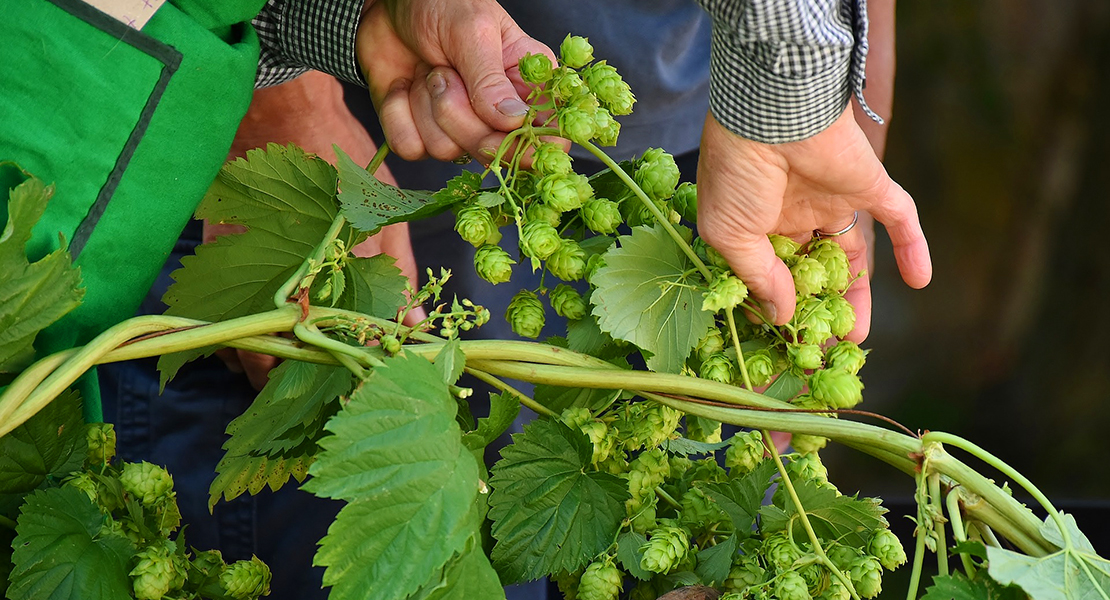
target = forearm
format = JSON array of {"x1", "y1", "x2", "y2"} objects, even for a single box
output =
[{"x1": 853, "y1": 0, "x2": 895, "y2": 159}]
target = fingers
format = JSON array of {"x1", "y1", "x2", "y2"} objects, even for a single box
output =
[
  {"x1": 407, "y1": 65, "x2": 467, "y2": 161},
  {"x1": 704, "y1": 226, "x2": 798, "y2": 325},
  {"x1": 378, "y1": 78, "x2": 425, "y2": 160},
  {"x1": 425, "y1": 67, "x2": 499, "y2": 159},
  {"x1": 443, "y1": 12, "x2": 537, "y2": 132},
  {"x1": 835, "y1": 227, "x2": 873, "y2": 343},
  {"x1": 865, "y1": 179, "x2": 933, "y2": 289}
]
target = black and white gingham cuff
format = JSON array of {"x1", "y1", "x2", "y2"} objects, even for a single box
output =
[{"x1": 254, "y1": 0, "x2": 367, "y2": 89}]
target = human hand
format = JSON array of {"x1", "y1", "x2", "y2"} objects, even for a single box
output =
[
  {"x1": 696, "y1": 106, "x2": 931, "y2": 342},
  {"x1": 355, "y1": 0, "x2": 555, "y2": 162}
]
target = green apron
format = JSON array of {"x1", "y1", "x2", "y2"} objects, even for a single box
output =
[{"x1": 1, "y1": 0, "x2": 266, "y2": 421}]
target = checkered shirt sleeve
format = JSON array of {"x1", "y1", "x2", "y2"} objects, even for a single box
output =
[
  {"x1": 253, "y1": 0, "x2": 367, "y2": 88},
  {"x1": 696, "y1": 0, "x2": 881, "y2": 143}
]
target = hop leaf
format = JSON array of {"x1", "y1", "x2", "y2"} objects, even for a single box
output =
[
  {"x1": 582, "y1": 197, "x2": 623, "y2": 234},
  {"x1": 791, "y1": 257, "x2": 829, "y2": 297},
  {"x1": 86, "y1": 422, "x2": 116, "y2": 465},
  {"x1": 702, "y1": 274, "x2": 749, "y2": 313},
  {"x1": 119, "y1": 461, "x2": 175, "y2": 507},
  {"x1": 634, "y1": 148, "x2": 680, "y2": 201},
  {"x1": 725, "y1": 431, "x2": 765, "y2": 476},
  {"x1": 560, "y1": 34, "x2": 595, "y2": 68},
  {"x1": 699, "y1": 353, "x2": 736, "y2": 384},
  {"x1": 672, "y1": 182, "x2": 698, "y2": 223},
  {"x1": 868, "y1": 529, "x2": 907, "y2": 570},
  {"x1": 506, "y1": 290, "x2": 546, "y2": 338},
  {"x1": 551, "y1": 284, "x2": 588, "y2": 320},
  {"x1": 220, "y1": 556, "x2": 272, "y2": 600},
  {"x1": 533, "y1": 142, "x2": 573, "y2": 176},
  {"x1": 454, "y1": 205, "x2": 501, "y2": 247},
  {"x1": 809, "y1": 369, "x2": 864, "y2": 409},
  {"x1": 547, "y1": 239, "x2": 588, "y2": 281},
  {"x1": 520, "y1": 220, "x2": 562, "y2": 260},
  {"x1": 640, "y1": 525, "x2": 690, "y2": 573},
  {"x1": 825, "y1": 341, "x2": 867, "y2": 375},
  {"x1": 789, "y1": 343, "x2": 825, "y2": 371},
  {"x1": 519, "y1": 52, "x2": 554, "y2": 85},
  {"x1": 579, "y1": 560, "x2": 622, "y2": 600},
  {"x1": 474, "y1": 244, "x2": 516, "y2": 284}
]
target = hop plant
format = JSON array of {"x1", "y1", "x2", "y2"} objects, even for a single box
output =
[
  {"x1": 634, "y1": 148, "x2": 680, "y2": 201},
  {"x1": 519, "y1": 52, "x2": 554, "y2": 85},
  {"x1": 582, "y1": 61, "x2": 635, "y2": 115},
  {"x1": 770, "y1": 234, "x2": 802, "y2": 261},
  {"x1": 578, "y1": 560, "x2": 622, "y2": 600},
  {"x1": 560, "y1": 34, "x2": 594, "y2": 68},
  {"x1": 454, "y1": 205, "x2": 501, "y2": 247},
  {"x1": 699, "y1": 352, "x2": 736, "y2": 384},
  {"x1": 593, "y1": 111, "x2": 622, "y2": 146},
  {"x1": 86, "y1": 422, "x2": 116, "y2": 465},
  {"x1": 820, "y1": 580, "x2": 852, "y2": 600},
  {"x1": 120, "y1": 461, "x2": 174, "y2": 507},
  {"x1": 797, "y1": 297, "x2": 835, "y2": 346},
  {"x1": 532, "y1": 142, "x2": 573, "y2": 176},
  {"x1": 827, "y1": 546, "x2": 863, "y2": 571},
  {"x1": 552, "y1": 570, "x2": 583, "y2": 600},
  {"x1": 638, "y1": 403, "x2": 682, "y2": 448},
  {"x1": 628, "y1": 495, "x2": 658, "y2": 533},
  {"x1": 547, "y1": 239, "x2": 588, "y2": 281},
  {"x1": 561, "y1": 107, "x2": 598, "y2": 145},
  {"x1": 550, "y1": 284, "x2": 588, "y2": 320},
  {"x1": 539, "y1": 173, "x2": 587, "y2": 213},
  {"x1": 526, "y1": 201, "x2": 563, "y2": 227},
  {"x1": 808, "y1": 239, "x2": 851, "y2": 292},
  {"x1": 640, "y1": 525, "x2": 690, "y2": 573},
  {"x1": 724, "y1": 555, "x2": 766, "y2": 593},
  {"x1": 825, "y1": 340, "x2": 867, "y2": 375},
  {"x1": 826, "y1": 295, "x2": 856, "y2": 339},
  {"x1": 789, "y1": 343, "x2": 825, "y2": 371},
  {"x1": 679, "y1": 486, "x2": 729, "y2": 531},
  {"x1": 791, "y1": 433, "x2": 829, "y2": 455},
  {"x1": 672, "y1": 182, "x2": 698, "y2": 222},
  {"x1": 702, "y1": 273, "x2": 749, "y2": 313},
  {"x1": 553, "y1": 71, "x2": 587, "y2": 101},
  {"x1": 791, "y1": 256, "x2": 829, "y2": 297},
  {"x1": 220, "y1": 556, "x2": 272, "y2": 600},
  {"x1": 726, "y1": 430, "x2": 765, "y2": 475},
  {"x1": 65, "y1": 472, "x2": 100, "y2": 504},
  {"x1": 762, "y1": 532, "x2": 801, "y2": 571},
  {"x1": 868, "y1": 529, "x2": 907, "y2": 570},
  {"x1": 130, "y1": 540, "x2": 186, "y2": 600},
  {"x1": 849, "y1": 556, "x2": 884, "y2": 599},
  {"x1": 506, "y1": 290, "x2": 546, "y2": 338},
  {"x1": 745, "y1": 349, "x2": 777, "y2": 387},
  {"x1": 696, "y1": 327, "x2": 726, "y2": 362},
  {"x1": 581, "y1": 197, "x2": 623, "y2": 234},
  {"x1": 798, "y1": 563, "x2": 830, "y2": 596},
  {"x1": 809, "y1": 368, "x2": 864, "y2": 409},
  {"x1": 789, "y1": 452, "x2": 829, "y2": 485},
  {"x1": 627, "y1": 449, "x2": 670, "y2": 500},
  {"x1": 474, "y1": 244, "x2": 515, "y2": 284},
  {"x1": 520, "y1": 220, "x2": 562, "y2": 260},
  {"x1": 776, "y1": 570, "x2": 813, "y2": 600}
]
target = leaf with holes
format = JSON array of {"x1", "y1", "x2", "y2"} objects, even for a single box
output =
[{"x1": 336, "y1": 147, "x2": 453, "y2": 233}]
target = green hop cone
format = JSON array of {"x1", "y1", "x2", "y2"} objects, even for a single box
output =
[
  {"x1": 694, "y1": 239, "x2": 731, "y2": 269},
  {"x1": 672, "y1": 182, "x2": 698, "y2": 222},
  {"x1": 582, "y1": 61, "x2": 635, "y2": 115},
  {"x1": 685, "y1": 416, "x2": 722, "y2": 443},
  {"x1": 868, "y1": 529, "x2": 907, "y2": 570},
  {"x1": 454, "y1": 205, "x2": 501, "y2": 247},
  {"x1": 825, "y1": 340, "x2": 867, "y2": 375},
  {"x1": 849, "y1": 556, "x2": 883, "y2": 599},
  {"x1": 547, "y1": 239, "x2": 588, "y2": 281},
  {"x1": 638, "y1": 403, "x2": 682, "y2": 448},
  {"x1": 828, "y1": 545, "x2": 863, "y2": 571},
  {"x1": 86, "y1": 422, "x2": 116, "y2": 465},
  {"x1": 679, "y1": 486, "x2": 728, "y2": 531},
  {"x1": 808, "y1": 238, "x2": 852, "y2": 292},
  {"x1": 474, "y1": 244, "x2": 515, "y2": 284},
  {"x1": 640, "y1": 525, "x2": 690, "y2": 573},
  {"x1": 579, "y1": 420, "x2": 614, "y2": 464},
  {"x1": 221, "y1": 556, "x2": 272, "y2": 600},
  {"x1": 560, "y1": 34, "x2": 594, "y2": 68},
  {"x1": 628, "y1": 495, "x2": 658, "y2": 533},
  {"x1": 797, "y1": 297, "x2": 834, "y2": 346},
  {"x1": 788, "y1": 452, "x2": 829, "y2": 484},
  {"x1": 725, "y1": 430, "x2": 764, "y2": 476},
  {"x1": 826, "y1": 295, "x2": 856, "y2": 339},
  {"x1": 64, "y1": 472, "x2": 100, "y2": 504},
  {"x1": 578, "y1": 560, "x2": 622, "y2": 600},
  {"x1": 745, "y1": 349, "x2": 777, "y2": 387},
  {"x1": 560, "y1": 106, "x2": 598, "y2": 144},
  {"x1": 762, "y1": 532, "x2": 801, "y2": 571},
  {"x1": 539, "y1": 172, "x2": 590, "y2": 212},
  {"x1": 791, "y1": 433, "x2": 829, "y2": 455},
  {"x1": 550, "y1": 284, "x2": 588, "y2": 320},
  {"x1": 702, "y1": 273, "x2": 749, "y2": 313},
  {"x1": 791, "y1": 256, "x2": 829, "y2": 297},
  {"x1": 120, "y1": 461, "x2": 174, "y2": 507},
  {"x1": 552, "y1": 569, "x2": 583, "y2": 600},
  {"x1": 809, "y1": 368, "x2": 864, "y2": 409},
  {"x1": 380, "y1": 334, "x2": 402, "y2": 355},
  {"x1": 519, "y1": 52, "x2": 554, "y2": 85},
  {"x1": 789, "y1": 343, "x2": 825, "y2": 371},
  {"x1": 130, "y1": 541, "x2": 186, "y2": 600},
  {"x1": 776, "y1": 570, "x2": 813, "y2": 600},
  {"x1": 634, "y1": 148, "x2": 680, "y2": 201},
  {"x1": 505, "y1": 290, "x2": 546, "y2": 338},
  {"x1": 770, "y1": 234, "x2": 802, "y2": 260},
  {"x1": 799, "y1": 564, "x2": 830, "y2": 596},
  {"x1": 627, "y1": 448, "x2": 670, "y2": 499},
  {"x1": 532, "y1": 142, "x2": 573, "y2": 176},
  {"x1": 525, "y1": 201, "x2": 562, "y2": 227},
  {"x1": 820, "y1": 580, "x2": 852, "y2": 600},
  {"x1": 581, "y1": 197, "x2": 623, "y2": 234},
  {"x1": 585, "y1": 253, "x2": 607, "y2": 283},
  {"x1": 552, "y1": 71, "x2": 587, "y2": 102},
  {"x1": 695, "y1": 327, "x2": 726, "y2": 362},
  {"x1": 520, "y1": 219, "x2": 562, "y2": 260},
  {"x1": 560, "y1": 406, "x2": 592, "y2": 429},
  {"x1": 593, "y1": 112, "x2": 621, "y2": 146},
  {"x1": 724, "y1": 555, "x2": 766, "y2": 593},
  {"x1": 699, "y1": 352, "x2": 736, "y2": 384}
]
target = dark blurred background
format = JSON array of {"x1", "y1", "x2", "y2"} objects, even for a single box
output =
[{"x1": 824, "y1": 0, "x2": 1110, "y2": 533}]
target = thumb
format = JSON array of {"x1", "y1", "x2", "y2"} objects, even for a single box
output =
[
  {"x1": 446, "y1": 18, "x2": 544, "y2": 131},
  {"x1": 708, "y1": 230, "x2": 797, "y2": 325}
]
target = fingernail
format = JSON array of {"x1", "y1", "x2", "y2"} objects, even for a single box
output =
[
  {"x1": 496, "y1": 98, "x2": 529, "y2": 117},
  {"x1": 762, "y1": 301, "x2": 778, "y2": 323},
  {"x1": 427, "y1": 72, "x2": 446, "y2": 98}
]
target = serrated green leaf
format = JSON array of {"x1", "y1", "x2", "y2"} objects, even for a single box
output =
[
  {"x1": 434, "y1": 339, "x2": 466, "y2": 385},
  {"x1": 462, "y1": 392, "x2": 521, "y2": 452},
  {"x1": 7, "y1": 487, "x2": 133, "y2": 600},
  {"x1": 208, "y1": 452, "x2": 314, "y2": 508},
  {"x1": 0, "y1": 389, "x2": 85, "y2": 496},
  {"x1": 408, "y1": 542, "x2": 506, "y2": 600},
  {"x1": 586, "y1": 161, "x2": 637, "y2": 205},
  {"x1": 701, "y1": 460, "x2": 776, "y2": 534},
  {"x1": 433, "y1": 171, "x2": 483, "y2": 205},
  {"x1": 566, "y1": 313, "x2": 626, "y2": 360},
  {"x1": 1, "y1": 525, "x2": 15, "y2": 597},
  {"x1": 160, "y1": 144, "x2": 354, "y2": 385},
  {"x1": 696, "y1": 534, "x2": 739, "y2": 586},
  {"x1": 760, "y1": 478, "x2": 888, "y2": 549},
  {"x1": 922, "y1": 572, "x2": 1026, "y2": 600},
  {"x1": 763, "y1": 371, "x2": 804, "y2": 402},
  {"x1": 336, "y1": 254, "x2": 408, "y2": 319},
  {"x1": 488, "y1": 419, "x2": 629, "y2": 582},
  {"x1": 0, "y1": 165, "x2": 83, "y2": 373},
  {"x1": 986, "y1": 514, "x2": 1110, "y2": 600},
  {"x1": 335, "y1": 147, "x2": 450, "y2": 233},
  {"x1": 952, "y1": 540, "x2": 989, "y2": 562},
  {"x1": 272, "y1": 359, "x2": 318, "y2": 399},
  {"x1": 662, "y1": 436, "x2": 732, "y2": 457},
  {"x1": 591, "y1": 224, "x2": 713, "y2": 373},
  {"x1": 617, "y1": 531, "x2": 652, "y2": 581},
  {"x1": 305, "y1": 353, "x2": 481, "y2": 600}
]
